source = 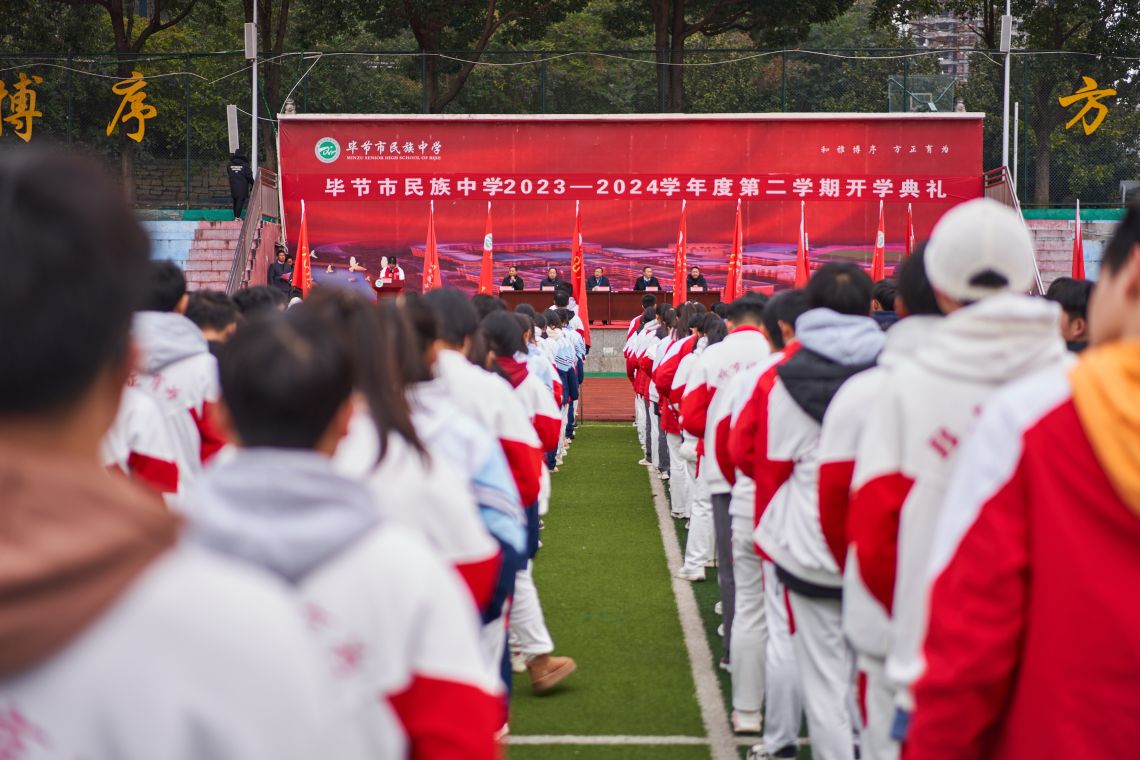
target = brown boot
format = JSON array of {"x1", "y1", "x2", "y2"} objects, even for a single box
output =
[{"x1": 526, "y1": 654, "x2": 577, "y2": 694}]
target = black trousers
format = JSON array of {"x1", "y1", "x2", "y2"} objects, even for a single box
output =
[{"x1": 231, "y1": 191, "x2": 249, "y2": 219}]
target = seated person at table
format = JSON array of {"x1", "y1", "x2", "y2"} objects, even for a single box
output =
[
  {"x1": 539, "y1": 267, "x2": 564, "y2": 290},
  {"x1": 686, "y1": 266, "x2": 707, "y2": 290},
  {"x1": 587, "y1": 267, "x2": 610, "y2": 290},
  {"x1": 502, "y1": 265, "x2": 525, "y2": 291},
  {"x1": 633, "y1": 266, "x2": 661, "y2": 291},
  {"x1": 374, "y1": 256, "x2": 406, "y2": 292}
]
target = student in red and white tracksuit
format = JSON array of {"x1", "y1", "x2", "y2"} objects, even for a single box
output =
[
  {"x1": 641, "y1": 324, "x2": 668, "y2": 473},
  {"x1": 728, "y1": 290, "x2": 810, "y2": 758},
  {"x1": 674, "y1": 329, "x2": 718, "y2": 580},
  {"x1": 671, "y1": 342, "x2": 704, "y2": 521},
  {"x1": 102, "y1": 384, "x2": 181, "y2": 498},
  {"x1": 629, "y1": 315, "x2": 660, "y2": 464},
  {"x1": 823, "y1": 251, "x2": 943, "y2": 760},
  {"x1": 905, "y1": 220, "x2": 1140, "y2": 757},
  {"x1": 849, "y1": 200, "x2": 1065, "y2": 749},
  {"x1": 753, "y1": 268, "x2": 886, "y2": 760},
  {"x1": 655, "y1": 327, "x2": 699, "y2": 516}
]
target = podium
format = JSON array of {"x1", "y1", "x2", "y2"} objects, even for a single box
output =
[{"x1": 499, "y1": 289, "x2": 723, "y2": 323}]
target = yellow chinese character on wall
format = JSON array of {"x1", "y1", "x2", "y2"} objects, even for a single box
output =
[
  {"x1": 1059, "y1": 76, "x2": 1116, "y2": 136},
  {"x1": 3, "y1": 73, "x2": 45, "y2": 142},
  {"x1": 107, "y1": 70, "x2": 157, "y2": 143}
]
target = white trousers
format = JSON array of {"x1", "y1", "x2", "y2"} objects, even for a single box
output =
[
  {"x1": 857, "y1": 655, "x2": 898, "y2": 760},
  {"x1": 667, "y1": 433, "x2": 688, "y2": 516},
  {"x1": 788, "y1": 593, "x2": 854, "y2": 760},
  {"x1": 730, "y1": 514, "x2": 767, "y2": 714},
  {"x1": 763, "y1": 561, "x2": 803, "y2": 754},
  {"x1": 680, "y1": 461, "x2": 713, "y2": 576},
  {"x1": 648, "y1": 401, "x2": 662, "y2": 469},
  {"x1": 635, "y1": 394, "x2": 646, "y2": 452},
  {"x1": 508, "y1": 562, "x2": 554, "y2": 657}
]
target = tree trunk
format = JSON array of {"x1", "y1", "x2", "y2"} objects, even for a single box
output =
[
  {"x1": 116, "y1": 58, "x2": 136, "y2": 204},
  {"x1": 668, "y1": 0, "x2": 686, "y2": 111},
  {"x1": 653, "y1": 0, "x2": 669, "y2": 112},
  {"x1": 1033, "y1": 121, "x2": 1052, "y2": 205},
  {"x1": 425, "y1": 54, "x2": 441, "y2": 113}
]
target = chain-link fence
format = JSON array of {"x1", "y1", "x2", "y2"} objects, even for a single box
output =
[{"x1": 0, "y1": 48, "x2": 1129, "y2": 208}]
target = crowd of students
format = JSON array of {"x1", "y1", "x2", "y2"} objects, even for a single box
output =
[
  {"x1": 0, "y1": 150, "x2": 590, "y2": 759},
  {"x1": 625, "y1": 196, "x2": 1140, "y2": 759}
]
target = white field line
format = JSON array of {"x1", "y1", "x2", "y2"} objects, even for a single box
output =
[
  {"x1": 648, "y1": 471, "x2": 739, "y2": 760},
  {"x1": 508, "y1": 735, "x2": 708, "y2": 745}
]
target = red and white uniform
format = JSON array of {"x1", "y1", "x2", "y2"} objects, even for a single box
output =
[
  {"x1": 817, "y1": 316, "x2": 941, "y2": 760},
  {"x1": 850, "y1": 295, "x2": 1065, "y2": 722},
  {"x1": 906, "y1": 358, "x2": 1140, "y2": 760},
  {"x1": 102, "y1": 385, "x2": 180, "y2": 497},
  {"x1": 131, "y1": 311, "x2": 225, "y2": 488},
  {"x1": 436, "y1": 349, "x2": 544, "y2": 510}
]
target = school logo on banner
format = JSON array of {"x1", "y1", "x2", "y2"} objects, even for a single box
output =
[{"x1": 315, "y1": 137, "x2": 341, "y2": 163}]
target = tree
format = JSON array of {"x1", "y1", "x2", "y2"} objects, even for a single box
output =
[
  {"x1": 604, "y1": 0, "x2": 854, "y2": 112},
  {"x1": 368, "y1": 0, "x2": 587, "y2": 113},
  {"x1": 872, "y1": 0, "x2": 1140, "y2": 203},
  {"x1": 48, "y1": 0, "x2": 207, "y2": 199}
]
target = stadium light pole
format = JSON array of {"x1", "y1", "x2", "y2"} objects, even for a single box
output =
[
  {"x1": 245, "y1": 7, "x2": 258, "y2": 168},
  {"x1": 1000, "y1": 0, "x2": 1013, "y2": 171}
]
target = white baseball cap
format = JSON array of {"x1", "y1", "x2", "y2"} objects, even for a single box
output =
[{"x1": 925, "y1": 198, "x2": 1037, "y2": 303}]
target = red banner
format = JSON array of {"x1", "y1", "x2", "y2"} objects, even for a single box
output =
[{"x1": 278, "y1": 115, "x2": 984, "y2": 294}]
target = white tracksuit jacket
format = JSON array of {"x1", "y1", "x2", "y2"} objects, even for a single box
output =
[
  {"x1": 754, "y1": 310, "x2": 885, "y2": 592},
  {"x1": 850, "y1": 294, "x2": 1066, "y2": 710},
  {"x1": 818, "y1": 316, "x2": 943, "y2": 660},
  {"x1": 102, "y1": 385, "x2": 181, "y2": 497}
]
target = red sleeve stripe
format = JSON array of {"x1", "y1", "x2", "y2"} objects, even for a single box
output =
[
  {"x1": 387, "y1": 674, "x2": 500, "y2": 760},
  {"x1": 849, "y1": 472, "x2": 914, "y2": 611},
  {"x1": 127, "y1": 451, "x2": 179, "y2": 495},
  {"x1": 500, "y1": 437, "x2": 542, "y2": 508},
  {"x1": 454, "y1": 552, "x2": 503, "y2": 612},
  {"x1": 818, "y1": 460, "x2": 856, "y2": 571}
]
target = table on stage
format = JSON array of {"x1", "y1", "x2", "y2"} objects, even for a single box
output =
[{"x1": 499, "y1": 289, "x2": 722, "y2": 322}]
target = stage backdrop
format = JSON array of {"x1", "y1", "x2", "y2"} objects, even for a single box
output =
[{"x1": 277, "y1": 114, "x2": 984, "y2": 295}]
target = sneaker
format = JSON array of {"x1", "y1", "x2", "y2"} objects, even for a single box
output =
[
  {"x1": 704, "y1": 558, "x2": 718, "y2": 568},
  {"x1": 660, "y1": 471, "x2": 670, "y2": 481},
  {"x1": 674, "y1": 570, "x2": 705, "y2": 582},
  {"x1": 747, "y1": 745, "x2": 797, "y2": 760},
  {"x1": 732, "y1": 710, "x2": 762, "y2": 735},
  {"x1": 717, "y1": 623, "x2": 724, "y2": 637},
  {"x1": 714, "y1": 601, "x2": 723, "y2": 616},
  {"x1": 637, "y1": 458, "x2": 651, "y2": 466},
  {"x1": 526, "y1": 654, "x2": 577, "y2": 694},
  {"x1": 670, "y1": 511, "x2": 685, "y2": 519},
  {"x1": 511, "y1": 651, "x2": 527, "y2": 673},
  {"x1": 719, "y1": 656, "x2": 731, "y2": 672},
  {"x1": 495, "y1": 724, "x2": 510, "y2": 742}
]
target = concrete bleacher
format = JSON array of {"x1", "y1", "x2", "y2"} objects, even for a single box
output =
[{"x1": 141, "y1": 219, "x2": 242, "y2": 292}]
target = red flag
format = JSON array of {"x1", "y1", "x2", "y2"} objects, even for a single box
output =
[
  {"x1": 794, "y1": 201, "x2": 810, "y2": 288},
  {"x1": 478, "y1": 201, "x2": 494, "y2": 294},
  {"x1": 422, "y1": 200, "x2": 442, "y2": 291},
  {"x1": 291, "y1": 199, "x2": 313, "y2": 297},
  {"x1": 725, "y1": 198, "x2": 744, "y2": 302},
  {"x1": 870, "y1": 199, "x2": 886, "y2": 281},
  {"x1": 905, "y1": 202, "x2": 916, "y2": 259},
  {"x1": 673, "y1": 200, "x2": 687, "y2": 306},
  {"x1": 1073, "y1": 199, "x2": 1086, "y2": 279},
  {"x1": 570, "y1": 200, "x2": 591, "y2": 346}
]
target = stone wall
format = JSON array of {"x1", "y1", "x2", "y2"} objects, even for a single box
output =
[{"x1": 133, "y1": 159, "x2": 231, "y2": 209}]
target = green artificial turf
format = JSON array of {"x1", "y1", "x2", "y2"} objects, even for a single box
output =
[
  {"x1": 509, "y1": 745, "x2": 713, "y2": 759},
  {"x1": 510, "y1": 422, "x2": 704, "y2": 738}
]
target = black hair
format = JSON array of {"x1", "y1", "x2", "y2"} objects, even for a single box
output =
[
  {"x1": 0, "y1": 148, "x2": 149, "y2": 416},
  {"x1": 555, "y1": 307, "x2": 573, "y2": 326},
  {"x1": 218, "y1": 309, "x2": 352, "y2": 449},
  {"x1": 515, "y1": 312, "x2": 535, "y2": 341},
  {"x1": 389, "y1": 256, "x2": 399, "y2": 267},
  {"x1": 806, "y1": 262, "x2": 874, "y2": 316},
  {"x1": 543, "y1": 308, "x2": 562, "y2": 328},
  {"x1": 967, "y1": 270, "x2": 1009, "y2": 288},
  {"x1": 186, "y1": 290, "x2": 240, "y2": 333},
  {"x1": 142, "y1": 260, "x2": 187, "y2": 312},
  {"x1": 1045, "y1": 276, "x2": 1095, "y2": 319},
  {"x1": 639, "y1": 306, "x2": 655, "y2": 327},
  {"x1": 762, "y1": 290, "x2": 810, "y2": 350},
  {"x1": 483, "y1": 311, "x2": 527, "y2": 357},
  {"x1": 895, "y1": 247, "x2": 942, "y2": 317},
  {"x1": 533, "y1": 312, "x2": 548, "y2": 337},
  {"x1": 642, "y1": 265, "x2": 653, "y2": 272},
  {"x1": 711, "y1": 302, "x2": 729, "y2": 318},
  {"x1": 725, "y1": 293, "x2": 768, "y2": 326},
  {"x1": 472, "y1": 293, "x2": 506, "y2": 320},
  {"x1": 396, "y1": 292, "x2": 441, "y2": 384},
  {"x1": 553, "y1": 290, "x2": 570, "y2": 308},
  {"x1": 299, "y1": 288, "x2": 424, "y2": 458},
  {"x1": 1081, "y1": 201, "x2": 1140, "y2": 276},
  {"x1": 657, "y1": 306, "x2": 676, "y2": 338},
  {"x1": 641, "y1": 294, "x2": 657, "y2": 308},
  {"x1": 872, "y1": 279, "x2": 898, "y2": 312},
  {"x1": 515, "y1": 303, "x2": 537, "y2": 317},
  {"x1": 702, "y1": 313, "x2": 728, "y2": 345},
  {"x1": 423, "y1": 288, "x2": 479, "y2": 346},
  {"x1": 686, "y1": 315, "x2": 704, "y2": 332},
  {"x1": 233, "y1": 285, "x2": 280, "y2": 316}
]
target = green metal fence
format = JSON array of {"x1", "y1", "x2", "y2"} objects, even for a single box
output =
[{"x1": 0, "y1": 48, "x2": 1130, "y2": 209}]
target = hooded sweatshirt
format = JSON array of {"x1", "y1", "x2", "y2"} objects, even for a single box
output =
[
  {"x1": 0, "y1": 446, "x2": 361, "y2": 760},
  {"x1": 906, "y1": 341, "x2": 1140, "y2": 760},
  {"x1": 753, "y1": 309, "x2": 885, "y2": 593},
  {"x1": 188, "y1": 449, "x2": 500, "y2": 760},
  {"x1": 131, "y1": 311, "x2": 225, "y2": 488},
  {"x1": 849, "y1": 293, "x2": 1066, "y2": 711}
]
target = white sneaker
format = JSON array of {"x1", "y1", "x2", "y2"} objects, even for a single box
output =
[
  {"x1": 732, "y1": 710, "x2": 762, "y2": 735},
  {"x1": 660, "y1": 471, "x2": 670, "y2": 481},
  {"x1": 637, "y1": 458, "x2": 650, "y2": 466},
  {"x1": 714, "y1": 601, "x2": 723, "y2": 616},
  {"x1": 674, "y1": 570, "x2": 705, "y2": 582},
  {"x1": 704, "y1": 558, "x2": 718, "y2": 568},
  {"x1": 717, "y1": 623, "x2": 724, "y2": 637},
  {"x1": 511, "y1": 651, "x2": 527, "y2": 673}
]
